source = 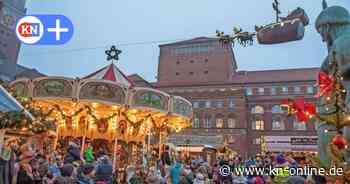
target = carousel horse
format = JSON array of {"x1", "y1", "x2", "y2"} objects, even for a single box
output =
[{"x1": 315, "y1": 5, "x2": 350, "y2": 166}]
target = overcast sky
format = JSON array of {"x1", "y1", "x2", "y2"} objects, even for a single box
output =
[{"x1": 18, "y1": 0, "x2": 350, "y2": 82}]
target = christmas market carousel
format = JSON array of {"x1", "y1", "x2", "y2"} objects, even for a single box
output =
[{"x1": 8, "y1": 46, "x2": 193, "y2": 171}]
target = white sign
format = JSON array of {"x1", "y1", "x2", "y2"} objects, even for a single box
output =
[{"x1": 265, "y1": 136, "x2": 318, "y2": 152}]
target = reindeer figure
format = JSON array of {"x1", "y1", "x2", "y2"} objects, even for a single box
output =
[
  {"x1": 216, "y1": 26, "x2": 256, "y2": 48},
  {"x1": 233, "y1": 26, "x2": 256, "y2": 47}
]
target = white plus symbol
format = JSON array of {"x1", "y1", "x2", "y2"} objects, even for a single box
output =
[{"x1": 47, "y1": 19, "x2": 69, "y2": 41}]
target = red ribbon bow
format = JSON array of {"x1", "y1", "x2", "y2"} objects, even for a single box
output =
[
  {"x1": 315, "y1": 71, "x2": 334, "y2": 98},
  {"x1": 281, "y1": 97, "x2": 316, "y2": 122}
]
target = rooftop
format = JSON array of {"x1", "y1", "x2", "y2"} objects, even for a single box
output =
[
  {"x1": 159, "y1": 37, "x2": 219, "y2": 47},
  {"x1": 155, "y1": 67, "x2": 319, "y2": 87}
]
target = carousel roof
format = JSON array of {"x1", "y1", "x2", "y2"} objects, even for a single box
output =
[{"x1": 82, "y1": 63, "x2": 133, "y2": 87}]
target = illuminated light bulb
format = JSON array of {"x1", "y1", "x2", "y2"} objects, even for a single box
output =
[
  {"x1": 347, "y1": 116, "x2": 350, "y2": 121},
  {"x1": 341, "y1": 77, "x2": 344, "y2": 80},
  {"x1": 343, "y1": 89, "x2": 347, "y2": 93},
  {"x1": 345, "y1": 145, "x2": 348, "y2": 149},
  {"x1": 130, "y1": 109, "x2": 138, "y2": 114},
  {"x1": 92, "y1": 103, "x2": 98, "y2": 108},
  {"x1": 325, "y1": 107, "x2": 329, "y2": 111},
  {"x1": 281, "y1": 22, "x2": 285, "y2": 26},
  {"x1": 112, "y1": 106, "x2": 118, "y2": 110},
  {"x1": 324, "y1": 129, "x2": 328, "y2": 133},
  {"x1": 305, "y1": 111, "x2": 310, "y2": 116},
  {"x1": 326, "y1": 96, "x2": 331, "y2": 101},
  {"x1": 309, "y1": 115, "x2": 314, "y2": 119}
]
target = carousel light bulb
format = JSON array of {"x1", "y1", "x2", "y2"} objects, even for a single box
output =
[
  {"x1": 326, "y1": 96, "x2": 331, "y2": 101},
  {"x1": 324, "y1": 129, "x2": 328, "y2": 133},
  {"x1": 281, "y1": 22, "x2": 285, "y2": 26},
  {"x1": 343, "y1": 89, "x2": 347, "y2": 93},
  {"x1": 130, "y1": 109, "x2": 138, "y2": 114},
  {"x1": 92, "y1": 103, "x2": 98, "y2": 108}
]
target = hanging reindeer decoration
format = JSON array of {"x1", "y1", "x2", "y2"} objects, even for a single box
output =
[{"x1": 216, "y1": 0, "x2": 309, "y2": 47}]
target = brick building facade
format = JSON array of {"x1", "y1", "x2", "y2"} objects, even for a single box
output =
[{"x1": 154, "y1": 37, "x2": 319, "y2": 157}]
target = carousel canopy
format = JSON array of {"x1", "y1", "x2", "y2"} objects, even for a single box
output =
[
  {"x1": 82, "y1": 63, "x2": 133, "y2": 87},
  {"x1": 9, "y1": 46, "x2": 192, "y2": 142}
]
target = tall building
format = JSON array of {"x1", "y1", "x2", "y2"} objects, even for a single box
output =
[
  {"x1": 157, "y1": 37, "x2": 237, "y2": 85},
  {"x1": 0, "y1": 0, "x2": 44, "y2": 82},
  {"x1": 155, "y1": 37, "x2": 319, "y2": 157}
]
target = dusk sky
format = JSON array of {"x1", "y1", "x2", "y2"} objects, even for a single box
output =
[{"x1": 18, "y1": 0, "x2": 350, "y2": 82}]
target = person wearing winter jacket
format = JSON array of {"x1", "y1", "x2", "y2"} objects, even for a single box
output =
[
  {"x1": 94, "y1": 156, "x2": 113, "y2": 184},
  {"x1": 77, "y1": 163, "x2": 95, "y2": 184},
  {"x1": 64, "y1": 142, "x2": 81, "y2": 165}
]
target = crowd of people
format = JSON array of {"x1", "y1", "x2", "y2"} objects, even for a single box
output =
[{"x1": 0, "y1": 138, "x2": 332, "y2": 184}]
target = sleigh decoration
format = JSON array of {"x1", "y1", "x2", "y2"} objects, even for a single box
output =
[
  {"x1": 216, "y1": 0, "x2": 309, "y2": 47},
  {"x1": 256, "y1": 7, "x2": 309, "y2": 45}
]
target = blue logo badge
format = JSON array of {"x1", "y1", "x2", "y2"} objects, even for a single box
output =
[{"x1": 16, "y1": 15, "x2": 74, "y2": 45}]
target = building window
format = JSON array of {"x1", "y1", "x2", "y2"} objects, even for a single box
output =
[
  {"x1": 282, "y1": 86, "x2": 288, "y2": 94},
  {"x1": 204, "y1": 115, "x2": 211, "y2": 128},
  {"x1": 198, "y1": 101, "x2": 206, "y2": 108},
  {"x1": 193, "y1": 101, "x2": 199, "y2": 108},
  {"x1": 252, "y1": 119, "x2": 264, "y2": 130},
  {"x1": 190, "y1": 60, "x2": 194, "y2": 63},
  {"x1": 205, "y1": 101, "x2": 211, "y2": 108},
  {"x1": 253, "y1": 138, "x2": 261, "y2": 144},
  {"x1": 271, "y1": 87, "x2": 276, "y2": 95},
  {"x1": 204, "y1": 71, "x2": 209, "y2": 74},
  {"x1": 216, "y1": 118, "x2": 224, "y2": 128},
  {"x1": 307, "y1": 86, "x2": 314, "y2": 94},
  {"x1": 258, "y1": 88, "x2": 264, "y2": 95},
  {"x1": 176, "y1": 72, "x2": 180, "y2": 76},
  {"x1": 271, "y1": 105, "x2": 283, "y2": 114},
  {"x1": 293, "y1": 120, "x2": 307, "y2": 130},
  {"x1": 228, "y1": 136, "x2": 235, "y2": 144},
  {"x1": 272, "y1": 117, "x2": 285, "y2": 130},
  {"x1": 251, "y1": 105, "x2": 264, "y2": 114},
  {"x1": 193, "y1": 116, "x2": 200, "y2": 128},
  {"x1": 246, "y1": 88, "x2": 253, "y2": 96},
  {"x1": 204, "y1": 59, "x2": 208, "y2": 63},
  {"x1": 176, "y1": 61, "x2": 180, "y2": 64},
  {"x1": 229, "y1": 99, "x2": 235, "y2": 109},
  {"x1": 227, "y1": 118, "x2": 236, "y2": 128},
  {"x1": 213, "y1": 100, "x2": 224, "y2": 108},
  {"x1": 189, "y1": 72, "x2": 194, "y2": 75},
  {"x1": 294, "y1": 86, "x2": 301, "y2": 94}
]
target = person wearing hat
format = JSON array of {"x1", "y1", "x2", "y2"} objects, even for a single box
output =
[
  {"x1": 272, "y1": 154, "x2": 289, "y2": 184},
  {"x1": 60, "y1": 163, "x2": 78, "y2": 184},
  {"x1": 64, "y1": 141, "x2": 81, "y2": 165},
  {"x1": 77, "y1": 163, "x2": 95, "y2": 184},
  {"x1": 94, "y1": 156, "x2": 113, "y2": 184}
]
